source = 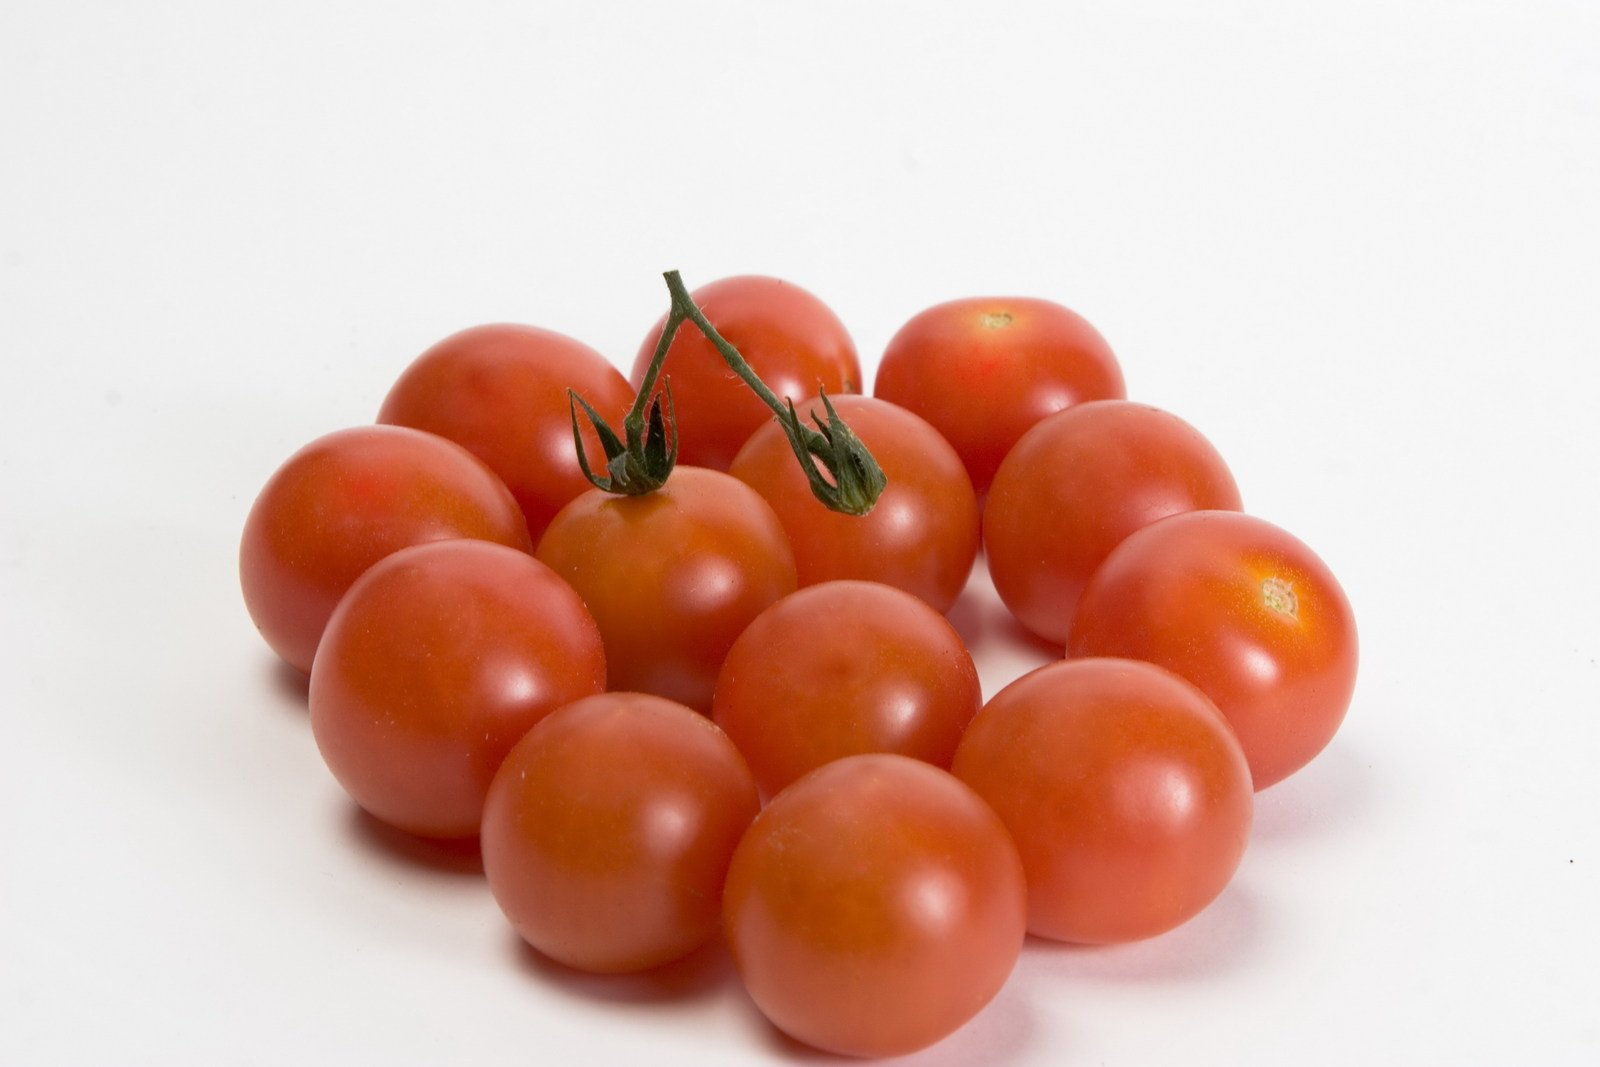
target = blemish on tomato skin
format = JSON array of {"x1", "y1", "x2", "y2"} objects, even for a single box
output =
[{"x1": 1262, "y1": 577, "x2": 1298, "y2": 618}]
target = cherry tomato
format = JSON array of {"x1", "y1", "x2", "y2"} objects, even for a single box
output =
[
  {"x1": 952, "y1": 658, "x2": 1253, "y2": 943},
  {"x1": 631, "y1": 275, "x2": 861, "y2": 470},
  {"x1": 378, "y1": 323, "x2": 635, "y2": 543},
  {"x1": 482, "y1": 693, "x2": 758, "y2": 974},
  {"x1": 712, "y1": 581, "x2": 982, "y2": 799},
  {"x1": 874, "y1": 296, "x2": 1124, "y2": 494},
  {"x1": 723, "y1": 755, "x2": 1026, "y2": 1057},
  {"x1": 1068, "y1": 511, "x2": 1357, "y2": 790},
  {"x1": 535, "y1": 466, "x2": 797, "y2": 712},
  {"x1": 308, "y1": 540, "x2": 605, "y2": 838},
  {"x1": 240, "y1": 425, "x2": 532, "y2": 674},
  {"x1": 984, "y1": 400, "x2": 1242, "y2": 644},
  {"x1": 727, "y1": 394, "x2": 978, "y2": 613}
]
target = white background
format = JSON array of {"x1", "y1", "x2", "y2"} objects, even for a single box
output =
[{"x1": 3, "y1": 2, "x2": 1597, "y2": 1064}]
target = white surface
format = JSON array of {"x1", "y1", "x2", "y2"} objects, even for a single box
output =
[{"x1": 3, "y1": 2, "x2": 1597, "y2": 1064}]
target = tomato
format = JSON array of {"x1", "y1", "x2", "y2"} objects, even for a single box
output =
[
  {"x1": 378, "y1": 323, "x2": 635, "y2": 543},
  {"x1": 1068, "y1": 511, "x2": 1358, "y2": 790},
  {"x1": 308, "y1": 540, "x2": 605, "y2": 838},
  {"x1": 482, "y1": 693, "x2": 758, "y2": 974},
  {"x1": 723, "y1": 755, "x2": 1026, "y2": 1057},
  {"x1": 535, "y1": 466, "x2": 797, "y2": 712},
  {"x1": 631, "y1": 275, "x2": 861, "y2": 470},
  {"x1": 240, "y1": 425, "x2": 532, "y2": 674},
  {"x1": 712, "y1": 581, "x2": 982, "y2": 799},
  {"x1": 874, "y1": 296, "x2": 1124, "y2": 494},
  {"x1": 983, "y1": 400, "x2": 1242, "y2": 644},
  {"x1": 728, "y1": 394, "x2": 977, "y2": 612},
  {"x1": 952, "y1": 658, "x2": 1252, "y2": 943}
]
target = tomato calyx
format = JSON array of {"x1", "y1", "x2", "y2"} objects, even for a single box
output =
[{"x1": 569, "y1": 271, "x2": 887, "y2": 515}]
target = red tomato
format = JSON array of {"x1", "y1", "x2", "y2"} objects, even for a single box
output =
[
  {"x1": 712, "y1": 581, "x2": 982, "y2": 799},
  {"x1": 874, "y1": 296, "x2": 1124, "y2": 494},
  {"x1": 723, "y1": 755, "x2": 1026, "y2": 1057},
  {"x1": 240, "y1": 425, "x2": 532, "y2": 674},
  {"x1": 535, "y1": 467, "x2": 797, "y2": 712},
  {"x1": 728, "y1": 394, "x2": 978, "y2": 613},
  {"x1": 378, "y1": 323, "x2": 635, "y2": 542},
  {"x1": 482, "y1": 693, "x2": 759, "y2": 974},
  {"x1": 984, "y1": 400, "x2": 1242, "y2": 644},
  {"x1": 631, "y1": 275, "x2": 861, "y2": 470},
  {"x1": 1068, "y1": 511, "x2": 1358, "y2": 790},
  {"x1": 308, "y1": 540, "x2": 605, "y2": 838},
  {"x1": 952, "y1": 658, "x2": 1253, "y2": 943}
]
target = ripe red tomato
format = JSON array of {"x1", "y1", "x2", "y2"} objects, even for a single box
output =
[
  {"x1": 482, "y1": 693, "x2": 759, "y2": 974},
  {"x1": 308, "y1": 540, "x2": 605, "y2": 838},
  {"x1": 378, "y1": 323, "x2": 635, "y2": 542},
  {"x1": 874, "y1": 296, "x2": 1124, "y2": 494},
  {"x1": 723, "y1": 755, "x2": 1026, "y2": 1057},
  {"x1": 728, "y1": 394, "x2": 978, "y2": 613},
  {"x1": 239, "y1": 425, "x2": 532, "y2": 674},
  {"x1": 535, "y1": 466, "x2": 797, "y2": 712},
  {"x1": 952, "y1": 658, "x2": 1253, "y2": 943},
  {"x1": 1068, "y1": 511, "x2": 1358, "y2": 790},
  {"x1": 631, "y1": 275, "x2": 861, "y2": 470},
  {"x1": 712, "y1": 581, "x2": 982, "y2": 799},
  {"x1": 983, "y1": 400, "x2": 1242, "y2": 644}
]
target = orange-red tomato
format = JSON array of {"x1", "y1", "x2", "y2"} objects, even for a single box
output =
[
  {"x1": 631, "y1": 275, "x2": 861, "y2": 470},
  {"x1": 712, "y1": 581, "x2": 982, "y2": 799},
  {"x1": 984, "y1": 400, "x2": 1242, "y2": 644},
  {"x1": 535, "y1": 467, "x2": 797, "y2": 712},
  {"x1": 308, "y1": 540, "x2": 605, "y2": 838},
  {"x1": 874, "y1": 296, "x2": 1124, "y2": 494},
  {"x1": 239, "y1": 425, "x2": 532, "y2": 674},
  {"x1": 482, "y1": 693, "x2": 759, "y2": 974},
  {"x1": 1069, "y1": 511, "x2": 1358, "y2": 790},
  {"x1": 952, "y1": 658, "x2": 1253, "y2": 943},
  {"x1": 728, "y1": 394, "x2": 979, "y2": 613},
  {"x1": 723, "y1": 755, "x2": 1026, "y2": 1057},
  {"x1": 378, "y1": 323, "x2": 635, "y2": 542}
]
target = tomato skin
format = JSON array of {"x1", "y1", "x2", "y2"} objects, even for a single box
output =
[
  {"x1": 239, "y1": 425, "x2": 532, "y2": 674},
  {"x1": 1068, "y1": 511, "x2": 1357, "y2": 790},
  {"x1": 723, "y1": 755, "x2": 1026, "y2": 1058},
  {"x1": 874, "y1": 296, "x2": 1124, "y2": 494},
  {"x1": 631, "y1": 276, "x2": 861, "y2": 470},
  {"x1": 535, "y1": 467, "x2": 797, "y2": 712},
  {"x1": 378, "y1": 324, "x2": 635, "y2": 543},
  {"x1": 308, "y1": 540, "x2": 605, "y2": 839},
  {"x1": 482, "y1": 693, "x2": 759, "y2": 974},
  {"x1": 712, "y1": 581, "x2": 982, "y2": 799},
  {"x1": 952, "y1": 658, "x2": 1253, "y2": 943},
  {"x1": 728, "y1": 394, "x2": 979, "y2": 613},
  {"x1": 983, "y1": 400, "x2": 1242, "y2": 644}
]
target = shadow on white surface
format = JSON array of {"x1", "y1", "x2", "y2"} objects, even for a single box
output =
[
  {"x1": 344, "y1": 806, "x2": 485, "y2": 878},
  {"x1": 1250, "y1": 741, "x2": 1373, "y2": 846},
  {"x1": 267, "y1": 655, "x2": 309, "y2": 709},
  {"x1": 510, "y1": 935, "x2": 739, "y2": 1007},
  {"x1": 1022, "y1": 881, "x2": 1265, "y2": 985}
]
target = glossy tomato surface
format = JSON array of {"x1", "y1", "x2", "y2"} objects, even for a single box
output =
[
  {"x1": 631, "y1": 275, "x2": 861, "y2": 470},
  {"x1": 723, "y1": 755, "x2": 1026, "y2": 1058},
  {"x1": 378, "y1": 323, "x2": 635, "y2": 542},
  {"x1": 240, "y1": 425, "x2": 532, "y2": 674},
  {"x1": 482, "y1": 693, "x2": 759, "y2": 974},
  {"x1": 535, "y1": 466, "x2": 797, "y2": 712},
  {"x1": 952, "y1": 658, "x2": 1253, "y2": 943},
  {"x1": 1068, "y1": 511, "x2": 1358, "y2": 790},
  {"x1": 874, "y1": 296, "x2": 1124, "y2": 494},
  {"x1": 984, "y1": 400, "x2": 1242, "y2": 644},
  {"x1": 712, "y1": 581, "x2": 982, "y2": 799},
  {"x1": 308, "y1": 540, "x2": 605, "y2": 839},
  {"x1": 728, "y1": 394, "x2": 979, "y2": 613}
]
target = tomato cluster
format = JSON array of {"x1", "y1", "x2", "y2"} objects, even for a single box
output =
[{"x1": 241, "y1": 271, "x2": 1357, "y2": 1057}]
